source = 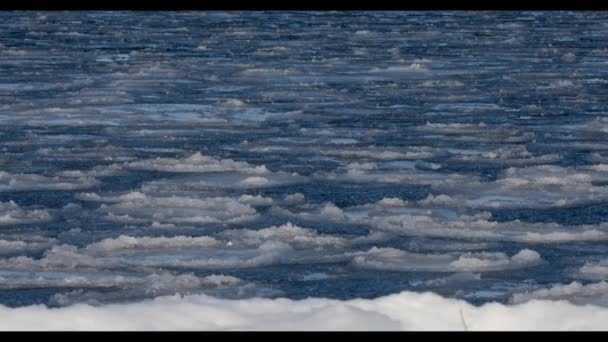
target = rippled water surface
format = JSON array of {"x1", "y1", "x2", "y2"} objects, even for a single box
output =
[{"x1": 1, "y1": 11, "x2": 608, "y2": 309}]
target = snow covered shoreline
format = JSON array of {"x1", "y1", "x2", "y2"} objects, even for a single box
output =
[{"x1": 1, "y1": 290, "x2": 606, "y2": 331}]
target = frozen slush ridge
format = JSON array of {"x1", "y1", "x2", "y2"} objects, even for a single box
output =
[{"x1": 1, "y1": 291, "x2": 607, "y2": 331}]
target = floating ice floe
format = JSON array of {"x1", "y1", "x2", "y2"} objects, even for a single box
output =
[
  {"x1": 0, "y1": 171, "x2": 99, "y2": 192},
  {"x1": 571, "y1": 260, "x2": 608, "y2": 281},
  {"x1": 125, "y1": 152, "x2": 269, "y2": 175},
  {"x1": 0, "y1": 201, "x2": 51, "y2": 225},
  {"x1": 366, "y1": 208, "x2": 608, "y2": 243},
  {"x1": 0, "y1": 222, "x2": 352, "y2": 273},
  {"x1": 78, "y1": 191, "x2": 259, "y2": 226},
  {"x1": 423, "y1": 164, "x2": 608, "y2": 209},
  {"x1": 510, "y1": 281, "x2": 608, "y2": 307},
  {"x1": 352, "y1": 247, "x2": 541, "y2": 273}
]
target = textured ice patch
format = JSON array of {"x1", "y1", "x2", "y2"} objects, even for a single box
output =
[
  {"x1": 84, "y1": 235, "x2": 221, "y2": 254},
  {"x1": 46, "y1": 272, "x2": 246, "y2": 306},
  {"x1": 239, "y1": 176, "x2": 270, "y2": 187},
  {"x1": 0, "y1": 240, "x2": 278, "y2": 271},
  {"x1": 316, "y1": 166, "x2": 462, "y2": 185},
  {"x1": 422, "y1": 164, "x2": 608, "y2": 209},
  {"x1": 536, "y1": 79, "x2": 578, "y2": 90},
  {"x1": 417, "y1": 122, "x2": 533, "y2": 143},
  {"x1": 240, "y1": 68, "x2": 299, "y2": 76},
  {"x1": 141, "y1": 171, "x2": 307, "y2": 191},
  {"x1": 0, "y1": 237, "x2": 55, "y2": 255},
  {"x1": 79, "y1": 192, "x2": 259, "y2": 226},
  {"x1": 0, "y1": 171, "x2": 99, "y2": 192},
  {"x1": 377, "y1": 197, "x2": 409, "y2": 208},
  {"x1": 125, "y1": 152, "x2": 269, "y2": 175},
  {"x1": 417, "y1": 272, "x2": 482, "y2": 287},
  {"x1": 566, "y1": 117, "x2": 608, "y2": 135},
  {"x1": 0, "y1": 223, "x2": 349, "y2": 273},
  {"x1": 573, "y1": 260, "x2": 608, "y2": 281},
  {"x1": 284, "y1": 193, "x2": 305, "y2": 205},
  {"x1": 367, "y1": 209, "x2": 608, "y2": 243},
  {"x1": 321, "y1": 146, "x2": 439, "y2": 160},
  {"x1": 219, "y1": 222, "x2": 347, "y2": 249},
  {"x1": 449, "y1": 146, "x2": 560, "y2": 165},
  {"x1": 0, "y1": 270, "x2": 143, "y2": 290},
  {"x1": 368, "y1": 63, "x2": 430, "y2": 75},
  {"x1": 237, "y1": 194, "x2": 273, "y2": 206},
  {"x1": 57, "y1": 163, "x2": 125, "y2": 178},
  {"x1": 288, "y1": 203, "x2": 350, "y2": 223},
  {"x1": 0, "y1": 201, "x2": 51, "y2": 225},
  {"x1": 510, "y1": 281, "x2": 608, "y2": 306},
  {"x1": 352, "y1": 247, "x2": 541, "y2": 272},
  {"x1": 0, "y1": 271, "x2": 249, "y2": 306},
  {"x1": 35, "y1": 145, "x2": 134, "y2": 162},
  {"x1": 0, "y1": 245, "x2": 111, "y2": 271},
  {"x1": 420, "y1": 80, "x2": 465, "y2": 88}
]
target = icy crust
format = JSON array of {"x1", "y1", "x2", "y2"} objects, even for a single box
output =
[
  {"x1": 84, "y1": 235, "x2": 222, "y2": 254},
  {"x1": 0, "y1": 222, "x2": 543, "y2": 277},
  {"x1": 320, "y1": 146, "x2": 441, "y2": 161},
  {"x1": 416, "y1": 164, "x2": 608, "y2": 209},
  {"x1": 1, "y1": 291, "x2": 608, "y2": 330},
  {"x1": 139, "y1": 172, "x2": 308, "y2": 192},
  {"x1": 572, "y1": 260, "x2": 608, "y2": 281},
  {"x1": 0, "y1": 248, "x2": 541, "y2": 288},
  {"x1": 0, "y1": 269, "x2": 259, "y2": 308},
  {"x1": 35, "y1": 145, "x2": 134, "y2": 162},
  {"x1": 275, "y1": 197, "x2": 608, "y2": 244},
  {"x1": 447, "y1": 146, "x2": 561, "y2": 165},
  {"x1": 218, "y1": 222, "x2": 348, "y2": 249},
  {"x1": 78, "y1": 191, "x2": 259, "y2": 226},
  {"x1": 570, "y1": 117, "x2": 608, "y2": 134},
  {"x1": 510, "y1": 281, "x2": 608, "y2": 307},
  {"x1": 365, "y1": 209, "x2": 608, "y2": 243},
  {"x1": 271, "y1": 197, "x2": 608, "y2": 244},
  {"x1": 0, "y1": 201, "x2": 51, "y2": 225},
  {"x1": 0, "y1": 237, "x2": 55, "y2": 255},
  {"x1": 125, "y1": 152, "x2": 269, "y2": 175},
  {"x1": 417, "y1": 122, "x2": 534, "y2": 143},
  {"x1": 315, "y1": 165, "x2": 467, "y2": 185},
  {"x1": 0, "y1": 171, "x2": 99, "y2": 192},
  {"x1": 353, "y1": 247, "x2": 541, "y2": 272},
  {"x1": 0, "y1": 271, "x2": 241, "y2": 291},
  {"x1": 0, "y1": 223, "x2": 352, "y2": 273},
  {"x1": 119, "y1": 152, "x2": 307, "y2": 190},
  {"x1": 68, "y1": 152, "x2": 306, "y2": 228}
]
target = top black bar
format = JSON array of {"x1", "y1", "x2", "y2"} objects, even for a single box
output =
[{"x1": 1, "y1": 0, "x2": 607, "y2": 11}]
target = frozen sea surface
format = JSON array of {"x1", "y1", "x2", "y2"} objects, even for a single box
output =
[{"x1": 2, "y1": 11, "x2": 608, "y2": 329}]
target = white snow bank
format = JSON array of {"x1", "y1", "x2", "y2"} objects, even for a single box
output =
[{"x1": 1, "y1": 290, "x2": 608, "y2": 330}]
